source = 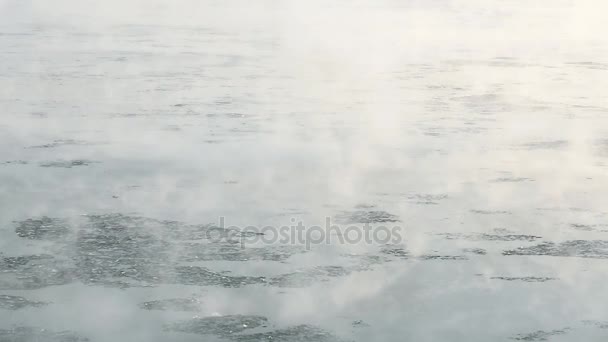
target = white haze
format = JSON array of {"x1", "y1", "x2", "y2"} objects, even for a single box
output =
[{"x1": 1, "y1": 0, "x2": 608, "y2": 341}]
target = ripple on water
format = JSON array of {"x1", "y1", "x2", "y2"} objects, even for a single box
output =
[
  {"x1": 15, "y1": 217, "x2": 70, "y2": 240},
  {"x1": 470, "y1": 209, "x2": 511, "y2": 215},
  {"x1": 171, "y1": 266, "x2": 267, "y2": 288},
  {"x1": 233, "y1": 324, "x2": 349, "y2": 342},
  {"x1": 438, "y1": 232, "x2": 541, "y2": 242},
  {"x1": 2, "y1": 213, "x2": 380, "y2": 289},
  {"x1": 519, "y1": 140, "x2": 569, "y2": 150},
  {"x1": 582, "y1": 320, "x2": 608, "y2": 329},
  {"x1": 0, "y1": 254, "x2": 55, "y2": 271},
  {"x1": 164, "y1": 315, "x2": 268, "y2": 337},
  {"x1": 335, "y1": 210, "x2": 399, "y2": 224},
  {"x1": 139, "y1": 298, "x2": 202, "y2": 312},
  {"x1": 0, "y1": 327, "x2": 89, "y2": 342},
  {"x1": 489, "y1": 276, "x2": 556, "y2": 283},
  {"x1": 418, "y1": 254, "x2": 468, "y2": 261},
  {"x1": 0, "y1": 295, "x2": 47, "y2": 310},
  {"x1": 510, "y1": 328, "x2": 570, "y2": 341},
  {"x1": 27, "y1": 139, "x2": 92, "y2": 149},
  {"x1": 405, "y1": 193, "x2": 448, "y2": 202},
  {"x1": 570, "y1": 223, "x2": 608, "y2": 232},
  {"x1": 380, "y1": 245, "x2": 409, "y2": 259},
  {"x1": 179, "y1": 243, "x2": 306, "y2": 262},
  {"x1": 165, "y1": 315, "x2": 348, "y2": 342},
  {"x1": 0, "y1": 254, "x2": 74, "y2": 290},
  {"x1": 462, "y1": 248, "x2": 487, "y2": 255},
  {"x1": 491, "y1": 177, "x2": 533, "y2": 183},
  {"x1": 2, "y1": 160, "x2": 28, "y2": 165},
  {"x1": 39, "y1": 160, "x2": 97, "y2": 168},
  {"x1": 268, "y1": 266, "x2": 354, "y2": 288},
  {"x1": 503, "y1": 240, "x2": 608, "y2": 259}
]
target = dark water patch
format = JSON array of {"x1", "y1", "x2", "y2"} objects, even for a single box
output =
[
  {"x1": 166, "y1": 316, "x2": 347, "y2": 342},
  {"x1": 503, "y1": 240, "x2": 608, "y2": 259},
  {"x1": 0, "y1": 295, "x2": 47, "y2": 310},
  {"x1": 83, "y1": 213, "x2": 232, "y2": 242},
  {"x1": 520, "y1": 140, "x2": 569, "y2": 150},
  {"x1": 351, "y1": 320, "x2": 369, "y2": 328},
  {"x1": 73, "y1": 216, "x2": 235, "y2": 287},
  {"x1": 86, "y1": 214, "x2": 219, "y2": 242},
  {"x1": 565, "y1": 61, "x2": 608, "y2": 70},
  {"x1": 470, "y1": 209, "x2": 511, "y2": 215},
  {"x1": 3, "y1": 214, "x2": 358, "y2": 289},
  {"x1": 0, "y1": 255, "x2": 74, "y2": 290},
  {"x1": 570, "y1": 224, "x2": 608, "y2": 232},
  {"x1": 536, "y1": 207, "x2": 592, "y2": 213},
  {"x1": 39, "y1": 160, "x2": 97, "y2": 168},
  {"x1": 234, "y1": 325, "x2": 349, "y2": 342},
  {"x1": 380, "y1": 245, "x2": 409, "y2": 259},
  {"x1": 15, "y1": 217, "x2": 70, "y2": 240},
  {"x1": 171, "y1": 266, "x2": 267, "y2": 287},
  {"x1": 344, "y1": 253, "x2": 390, "y2": 267},
  {"x1": 408, "y1": 193, "x2": 448, "y2": 201},
  {"x1": 438, "y1": 232, "x2": 541, "y2": 242},
  {"x1": 206, "y1": 112, "x2": 249, "y2": 119},
  {"x1": 214, "y1": 98, "x2": 234, "y2": 106},
  {"x1": 511, "y1": 328, "x2": 570, "y2": 341},
  {"x1": 423, "y1": 131, "x2": 441, "y2": 137},
  {"x1": 0, "y1": 327, "x2": 89, "y2": 342},
  {"x1": 491, "y1": 177, "x2": 533, "y2": 183},
  {"x1": 75, "y1": 215, "x2": 173, "y2": 287},
  {"x1": 570, "y1": 224, "x2": 594, "y2": 231},
  {"x1": 174, "y1": 264, "x2": 367, "y2": 288},
  {"x1": 111, "y1": 113, "x2": 148, "y2": 118},
  {"x1": 376, "y1": 193, "x2": 448, "y2": 205},
  {"x1": 165, "y1": 315, "x2": 268, "y2": 337},
  {"x1": 273, "y1": 208, "x2": 309, "y2": 217},
  {"x1": 406, "y1": 193, "x2": 448, "y2": 205},
  {"x1": 27, "y1": 139, "x2": 91, "y2": 149},
  {"x1": 0, "y1": 254, "x2": 55, "y2": 271},
  {"x1": 180, "y1": 244, "x2": 306, "y2": 262},
  {"x1": 268, "y1": 266, "x2": 354, "y2": 288},
  {"x1": 418, "y1": 255, "x2": 468, "y2": 261},
  {"x1": 139, "y1": 298, "x2": 202, "y2": 312},
  {"x1": 582, "y1": 320, "x2": 608, "y2": 329},
  {"x1": 490, "y1": 276, "x2": 556, "y2": 283},
  {"x1": 463, "y1": 248, "x2": 487, "y2": 255},
  {"x1": 335, "y1": 210, "x2": 399, "y2": 224},
  {"x1": 2, "y1": 160, "x2": 28, "y2": 165}
]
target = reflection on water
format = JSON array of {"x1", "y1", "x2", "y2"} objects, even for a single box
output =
[{"x1": 2, "y1": 0, "x2": 608, "y2": 341}]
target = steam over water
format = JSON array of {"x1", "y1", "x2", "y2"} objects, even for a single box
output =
[{"x1": 2, "y1": 0, "x2": 608, "y2": 341}]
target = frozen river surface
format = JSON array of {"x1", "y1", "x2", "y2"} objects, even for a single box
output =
[{"x1": 1, "y1": 0, "x2": 608, "y2": 341}]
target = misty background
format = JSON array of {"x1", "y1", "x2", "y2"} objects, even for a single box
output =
[{"x1": 1, "y1": 0, "x2": 608, "y2": 341}]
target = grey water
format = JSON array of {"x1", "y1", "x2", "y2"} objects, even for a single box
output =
[{"x1": 2, "y1": 0, "x2": 608, "y2": 341}]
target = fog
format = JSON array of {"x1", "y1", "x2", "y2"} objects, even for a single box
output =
[{"x1": 1, "y1": 0, "x2": 608, "y2": 341}]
